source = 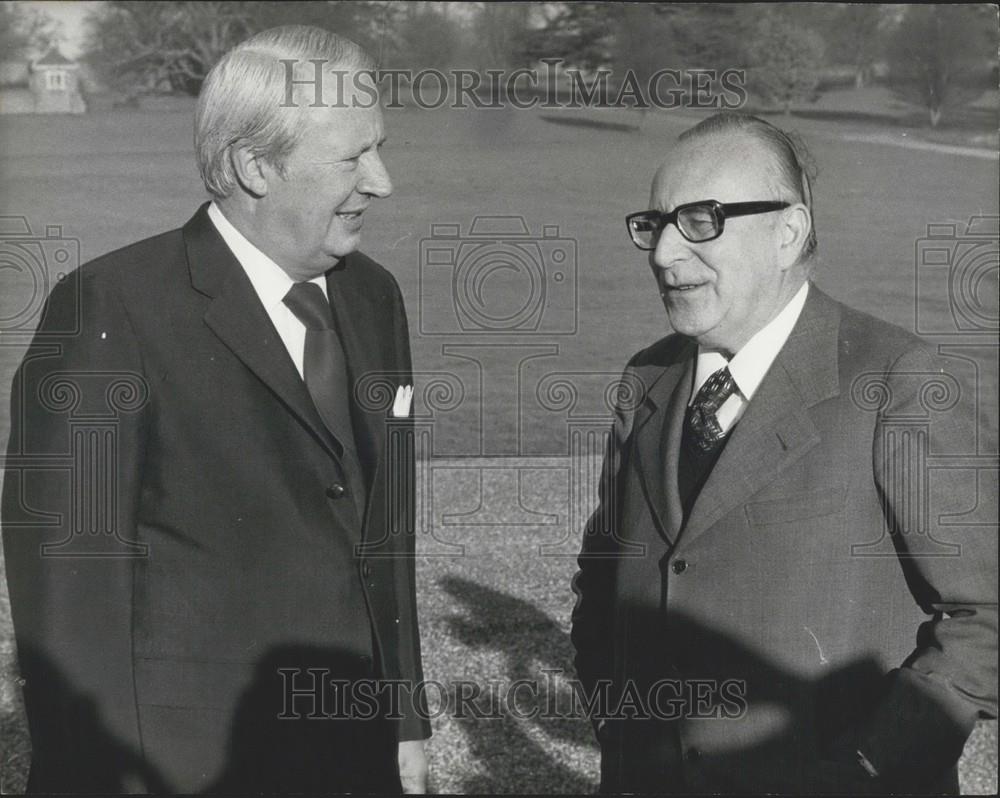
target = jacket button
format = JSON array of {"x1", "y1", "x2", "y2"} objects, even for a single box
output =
[
  {"x1": 361, "y1": 562, "x2": 371, "y2": 578},
  {"x1": 686, "y1": 747, "x2": 701, "y2": 763},
  {"x1": 672, "y1": 559, "x2": 688, "y2": 574},
  {"x1": 327, "y1": 483, "x2": 346, "y2": 499}
]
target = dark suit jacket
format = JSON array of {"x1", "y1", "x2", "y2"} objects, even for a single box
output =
[
  {"x1": 571, "y1": 286, "x2": 997, "y2": 793},
  {"x1": 2, "y1": 204, "x2": 430, "y2": 793}
]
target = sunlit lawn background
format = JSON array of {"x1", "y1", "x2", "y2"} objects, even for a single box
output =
[{"x1": 1, "y1": 88, "x2": 997, "y2": 793}]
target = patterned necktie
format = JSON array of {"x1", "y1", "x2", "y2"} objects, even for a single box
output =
[
  {"x1": 283, "y1": 282, "x2": 357, "y2": 453},
  {"x1": 685, "y1": 366, "x2": 737, "y2": 453}
]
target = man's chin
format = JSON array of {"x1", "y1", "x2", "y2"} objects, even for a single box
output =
[
  {"x1": 663, "y1": 307, "x2": 716, "y2": 340},
  {"x1": 324, "y1": 241, "x2": 361, "y2": 265},
  {"x1": 327, "y1": 232, "x2": 362, "y2": 259}
]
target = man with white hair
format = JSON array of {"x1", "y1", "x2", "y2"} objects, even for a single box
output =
[
  {"x1": 3, "y1": 26, "x2": 429, "y2": 793},
  {"x1": 571, "y1": 112, "x2": 996, "y2": 793}
]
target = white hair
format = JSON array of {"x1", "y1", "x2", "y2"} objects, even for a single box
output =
[{"x1": 195, "y1": 25, "x2": 375, "y2": 198}]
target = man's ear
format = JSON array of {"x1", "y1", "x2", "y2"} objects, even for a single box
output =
[
  {"x1": 229, "y1": 142, "x2": 270, "y2": 198},
  {"x1": 776, "y1": 203, "x2": 811, "y2": 270}
]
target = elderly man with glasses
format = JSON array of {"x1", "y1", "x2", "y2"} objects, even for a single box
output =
[{"x1": 571, "y1": 112, "x2": 996, "y2": 794}]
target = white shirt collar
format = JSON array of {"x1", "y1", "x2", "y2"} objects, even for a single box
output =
[
  {"x1": 692, "y1": 281, "x2": 810, "y2": 403},
  {"x1": 207, "y1": 202, "x2": 326, "y2": 308}
]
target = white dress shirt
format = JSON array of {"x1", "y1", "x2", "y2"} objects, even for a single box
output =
[
  {"x1": 208, "y1": 202, "x2": 325, "y2": 379},
  {"x1": 689, "y1": 282, "x2": 810, "y2": 434}
]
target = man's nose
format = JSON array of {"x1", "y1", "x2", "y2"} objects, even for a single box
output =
[
  {"x1": 358, "y1": 152, "x2": 393, "y2": 199},
  {"x1": 651, "y1": 220, "x2": 687, "y2": 269}
]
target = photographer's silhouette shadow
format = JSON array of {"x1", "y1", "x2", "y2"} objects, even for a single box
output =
[
  {"x1": 440, "y1": 575, "x2": 600, "y2": 794},
  {"x1": 207, "y1": 644, "x2": 400, "y2": 794},
  {"x1": 10, "y1": 647, "x2": 171, "y2": 794},
  {"x1": 438, "y1": 576, "x2": 965, "y2": 795},
  {"x1": 10, "y1": 643, "x2": 401, "y2": 794},
  {"x1": 5, "y1": 593, "x2": 974, "y2": 794}
]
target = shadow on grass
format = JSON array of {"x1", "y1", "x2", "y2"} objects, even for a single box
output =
[
  {"x1": 439, "y1": 576, "x2": 983, "y2": 793},
  {"x1": 439, "y1": 575, "x2": 599, "y2": 794},
  {"x1": 538, "y1": 115, "x2": 640, "y2": 133},
  {"x1": 4, "y1": 580, "x2": 994, "y2": 793}
]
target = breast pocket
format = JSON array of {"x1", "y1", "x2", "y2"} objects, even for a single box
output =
[{"x1": 744, "y1": 487, "x2": 846, "y2": 526}]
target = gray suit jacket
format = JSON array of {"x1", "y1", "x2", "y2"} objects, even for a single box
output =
[
  {"x1": 3, "y1": 205, "x2": 429, "y2": 793},
  {"x1": 571, "y1": 285, "x2": 997, "y2": 793}
]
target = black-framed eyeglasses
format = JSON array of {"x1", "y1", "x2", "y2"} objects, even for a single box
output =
[{"x1": 626, "y1": 199, "x2": 791, "y2": 249}]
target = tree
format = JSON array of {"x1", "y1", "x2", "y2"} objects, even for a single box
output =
[
  {"x1": 83, "y1": 1, "x2": 380, "y2": 98},
  {"x1": 470, "y1": 2, "x2": 532, "y2": 71},
  {"x1": 0, "y1": 1, "x2": 58, "y2": 60},
  {"x1": 665, "y1": 4, "x2": 746, "y2": 73},
  {"x1": 609, "y1": 4, "x2": 679, "y2": 122},
  {"x1": 612, "y1": 4, "x2": 679, "y2": 83},
  {"x1": 520, "y1": 3, "x2": 751, "y2": 80},
  {"x1": 83, "y1": 1, "x2": 254, "y2": 96},
  {"x1": 520, "y1": 2, "x2": 617, "y2": 72},
  {"x1": 248, "y1": 1, "x2": 386, "y2": 62},
  {"x1": 744, "y1": 9, "x2": 826, "y2": 113},
  {"x1": 886, "y1": 4, "x2": 995, "y2": 127},
  {"x1": 390, "y1": 3, "x2": 462, "y2": 72},
  {"x1": 825, "y1": 4, "x2": 889, "y2": 89}
]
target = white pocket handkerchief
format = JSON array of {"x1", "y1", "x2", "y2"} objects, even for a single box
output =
[{"x1": 392, "y1": 384, "x2": 413, "y2": 418}]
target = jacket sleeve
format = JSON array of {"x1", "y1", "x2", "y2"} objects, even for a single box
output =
[
  {"x1": 2, "y1": 268, "x2": 152, "y2": 791},
  {"x1": 857, "y1": 343, "x2": 998, "y2": 788},
  {"x1": 385, "y1": 273, "x2": 431, "y2": 743},
  {"x1": 570, "y1": 361, "x2": 638, "y2": 723}
]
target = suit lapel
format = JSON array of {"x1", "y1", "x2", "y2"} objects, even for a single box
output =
[
  {"x1": 184, "y1": 205, "x2": 343, "y2": 462},
  {"x1": 678, "y1": 285, "x2": 842, "y2": 548},
  {"x1": 633, "y1": 340, "x2": 696, "y2": 546},
  {"x1": 660, "y1": 357, "x2": 693, "y2": 543},
  {"x1": 679, "y1": 362, "x2": 820, "y2": 547}
]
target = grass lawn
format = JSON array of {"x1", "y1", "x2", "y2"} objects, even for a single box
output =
[
  {"x1": 759, "y1": 85, "x2": 1000, "y2": 150},
  {"x1": 0, "y1": 93, "x2": 997, "y2": 793}
]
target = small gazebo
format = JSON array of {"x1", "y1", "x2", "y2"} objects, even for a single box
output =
[{"x1": 30, "y1": 45, "x2": 86, "y2": 114}]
